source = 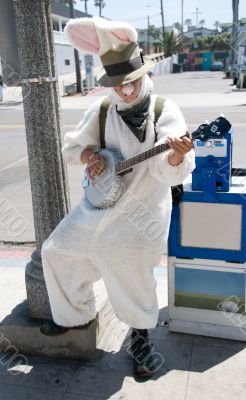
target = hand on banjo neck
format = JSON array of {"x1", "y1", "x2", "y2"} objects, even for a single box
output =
[{"x1": 166, "y1": 132, "x2": 193, "y2": 166}]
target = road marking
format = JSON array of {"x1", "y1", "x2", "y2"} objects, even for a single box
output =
[
  {"x1": 1, "y1": 123, "x2": 246, "y2": 129},
  {"x1": 0, "y1": 125, "x2": 76, "y2": 128},
  {"x1": 0, "y1": 260, "x2": 27, "y2": 269},
  {"x1": 0, "y1": 156, "x2": 28, "y2": 173}
]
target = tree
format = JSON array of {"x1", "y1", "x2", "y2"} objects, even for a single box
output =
[
  {"x1": 58, "y1": 0, "x2": 76, "y2": 4},
  {"x1": 81, "y1": 0, "x2": 89, "y2": 13},
  {"x1": 199, "y1": 19, "x2": 206, "y2": 28},
  {"x1": 184, "y1": 18, "x2": 192, "y2": 30},
  {"x1": 191, "y1": 36, "x2": 208, "y2": 51},
  {"x1": 173, "y1": 22, "x2": 182, "y2": 31},
  {"x1": 163, "y1": 31, "x2": 182, "y2": 57},
  {"x1": 211, "y1": 32, "x2": 231, "y2": 50},
  {"x1": 148, "y1": 25, "x2": 161, "y2": 40},
  {"x1": 214, "y1": 20, "x2": 220, "y2": 30},
  {"x1": 190, "y1": 32, "x2": 231, "y2": 51},
  {"x1": 94, "y1": 0, "x2": 106, "y2": 16}
]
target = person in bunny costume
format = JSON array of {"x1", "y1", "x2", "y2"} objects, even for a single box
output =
[{"x1": 40, "y1": 17, "x2": 195, "y2": 377}]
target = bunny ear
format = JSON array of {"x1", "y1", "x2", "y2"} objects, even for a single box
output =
[
  {"x1": 110, "y1": 21, "x2": 138, "y2": 43},
  {"x1": 64, "y1": 18, "x2": 100, "y2": 54},
  {"x1": 64, "y1": 17, "x2": 138, "y2": 56}
]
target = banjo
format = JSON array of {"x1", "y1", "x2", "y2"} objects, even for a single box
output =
[{"x1": 82, "y1": 116, "x2": 231, "y2": 209}]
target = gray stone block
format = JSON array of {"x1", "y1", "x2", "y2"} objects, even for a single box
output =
[{"x1": 0, "y1": 300, "x2": 98, "y2": 361}]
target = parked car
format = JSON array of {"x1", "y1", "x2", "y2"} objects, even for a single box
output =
[{"x1": 211, "y1": 61, "x2": 224, "y2": 71}]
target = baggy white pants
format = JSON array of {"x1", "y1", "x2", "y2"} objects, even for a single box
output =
[{"x1": 41, "y1": 200, "x2": 161, "y2": 329}]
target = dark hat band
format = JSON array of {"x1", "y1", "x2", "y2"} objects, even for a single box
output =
[{"x1": 104, "y1": 56, "x2": 143, "y2": 77}]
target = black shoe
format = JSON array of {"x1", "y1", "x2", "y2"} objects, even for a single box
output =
[
  {"x1": 130, "y1": 328, "x2": 156, "y2": 379},
  {"x1": 40, "y1": 320, "x2": 69, "y2": 336},
  {"x1": 40, "y1": 318, "x2": 96, "y2": 336}
]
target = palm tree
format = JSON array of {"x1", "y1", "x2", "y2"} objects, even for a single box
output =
[
  {"x1": 199, "y1": 19, "x2": 206, "y2": 28},
  {"x1": 184, "y1": 18, "x2": 192, "y2": 31},
  {"x1": 94, "y1": 0, "x2": 106, "y2": 16},
  {"x1": 81, "y1": 0, "x2": 89, "y2": 13},
  {"x1": 214, "y1": 20, "x2": 220, "y2": 30},
  {"x1": 173, "y1": 22, "x2": 182, "y2": 31},
  {"x1": 58, "y1": 0, "x2": 76, "y2": 4},
  {"x1": 58, "y1": 0, "x2": 88, "y2": 13},
  {"x1": 163, "y1": 31, "x2": 181, "y2": 57}
]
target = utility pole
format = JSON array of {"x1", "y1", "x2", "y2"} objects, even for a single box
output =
[
  {"x1": 232, "y1": 0, "x2": 240, "y2": 85},
  {"x1": 14, "y1": 0, "x2": 70, "y2": 319},
  {"x1": 69, "y1": 0, "x2": 82, "y2": 93},
  {"x1": 160, "y1": 0, "x2": 165, "y2": 49},
  {"x1": 192, "y1": 7, "x2": 203, "y2": 28},
  {"x1": 181, "y1": 0, "x2": 184, "y2": 41},
  {"x1": 147, "y1": 15, "x2": 150, "y2": 55}
]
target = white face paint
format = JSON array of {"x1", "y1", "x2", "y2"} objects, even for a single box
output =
[{"x1": 121, "y1": 82, "x2": 135, "y2": 96}]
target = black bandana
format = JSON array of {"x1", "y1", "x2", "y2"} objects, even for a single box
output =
[{"x1": 116, "y1": 95, "x2": 151, "y2": 143}]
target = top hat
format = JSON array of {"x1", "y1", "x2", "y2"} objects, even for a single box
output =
[{"x1": 64, "y1": 17, "x2": 156, "y2": 87}]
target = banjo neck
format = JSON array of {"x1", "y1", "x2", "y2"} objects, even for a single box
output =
[{"x1": 115, "y1": 132, "x2": 189, "y2": 175}]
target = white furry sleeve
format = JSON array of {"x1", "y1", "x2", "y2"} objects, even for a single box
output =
[
  {"x1": 148, "y1": 98, "x2": 195, "y2": 185},
  {"x1": 62, "y1": 98, "x2": 103, "y2": 165}
]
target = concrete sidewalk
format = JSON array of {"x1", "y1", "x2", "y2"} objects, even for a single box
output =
[
  {"x1": 0, "y1": 72, "x2": 246, "y2": 111},
  {"x1": 1, "y1": 88, "x2": 245, "y2": 110},
  {"x1": 1, "y1": 249, "x2": 246, "y2": 399}
]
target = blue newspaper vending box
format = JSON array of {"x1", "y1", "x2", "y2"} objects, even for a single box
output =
[{"x1": 167, "y1": 118, "x2": 246, "y2": 341}]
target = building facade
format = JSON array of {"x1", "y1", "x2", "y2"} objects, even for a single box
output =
[
  {"x1": 220, "y1": 18, "x2": 246, "y2": 34},
  {"x1": 0, "y1": 0, "x2": 101, "y2": 79},
  {"x1": 50, "y1": 0, "x2": 101, "y2": 76},
  {"x1": 183, "y1": 27, "x2": 213, "y2": 39}
]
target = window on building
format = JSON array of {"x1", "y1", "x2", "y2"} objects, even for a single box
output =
[
  {"x1": 62, "y1": 23, "x2": 67, "y2": 31},
  {"x1": 53, "y1": 19, "x2": 59, "y2": 31},
  {"x1": 65, "y1": 60, "x2": 70, "y2": 66}
]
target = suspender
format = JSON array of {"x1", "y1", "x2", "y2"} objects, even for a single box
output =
[
  {"x1": 98, "y1": 95, "x2": 165, "y2": 147},
  {"x1": 99, "y1": 97, "x2": 112, "y2": 149},
  {"x1": 153, "y1": 96, "x2": 165, "y2": 142}
]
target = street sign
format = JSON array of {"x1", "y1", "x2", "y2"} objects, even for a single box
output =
[
  {"x1": 84, "y1": 54, "x2": 94, "y2": 68},
  {"x1": 238, "y1": 46, "x2": 246, "y2": 68},
  {"x1": 84, "y1": 53, "x2": 95, "y2": 90}
]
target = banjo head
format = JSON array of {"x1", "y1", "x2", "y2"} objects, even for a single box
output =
[{"x1": 83, "y1": 148, "x2": 125, "y2": 208}]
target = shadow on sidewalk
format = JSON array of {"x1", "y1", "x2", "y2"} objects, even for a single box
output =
[{"x1": 1, "y1": 306, "x2": 246, "y2": 398}]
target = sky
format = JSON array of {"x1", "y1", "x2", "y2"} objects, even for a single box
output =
[
  {"x1": 175, "y1": 268, "x2": 245, "y2": 297},
  {"x1": 75, "y1": 0, "x2": 246, "y2": 31}
]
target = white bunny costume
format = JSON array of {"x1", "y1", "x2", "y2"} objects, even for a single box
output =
[{"x1": 41, "y1": 17, "x2": 195, "y2": 329}]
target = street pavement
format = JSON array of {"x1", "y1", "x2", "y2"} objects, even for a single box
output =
[
  {"x1": 1, "y1": 71, "x2": 246, "y2": 399},
  {"x1": 0, "y1": 71, "x2": 246, "y2": 243}
]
